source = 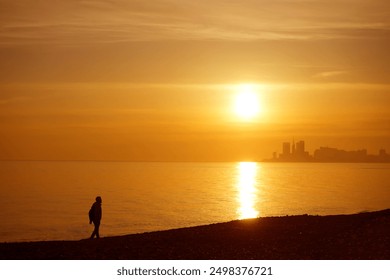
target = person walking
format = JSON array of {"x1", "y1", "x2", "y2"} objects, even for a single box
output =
[{"x1": 89, "y1": 196, "x2": 102, "y2": 239}]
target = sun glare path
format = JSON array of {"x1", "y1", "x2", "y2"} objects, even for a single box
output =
[
  {"x1": 236, "y1": 162, "x2": 259, "y2": 219},
  {"x1": 234, "y1": 84, "x2": 261, "y2": 120}
]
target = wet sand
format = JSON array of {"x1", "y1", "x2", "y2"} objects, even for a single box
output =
[{"x1": 1, "y1": 209, "x2": 389, "y2": 260}]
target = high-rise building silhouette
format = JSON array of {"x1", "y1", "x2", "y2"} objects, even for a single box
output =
[
  {"x1": 295, "y1": 141, "x2": 305, "y2": 156},
  {"x1": 282, "y1": 142, "x2": 290, "y2": 157}
]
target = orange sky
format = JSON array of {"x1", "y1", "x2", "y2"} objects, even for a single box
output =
[{"x1": 1, "y1": 0, "x2": 389, "y2": 161}]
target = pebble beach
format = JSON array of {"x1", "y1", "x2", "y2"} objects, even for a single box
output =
[{"x1": 1, "y1": 209, "x2": 389, "y2": 260}]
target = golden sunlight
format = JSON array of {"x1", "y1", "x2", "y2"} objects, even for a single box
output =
[
  {"x1": 234, "y1": 84, "x2": 261, "y2": 120},
  {"x1": 236, "y1": 162, "x2": 259, "y2": 219}
]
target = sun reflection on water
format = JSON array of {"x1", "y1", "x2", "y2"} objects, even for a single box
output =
[{"x1": 236, "y1": 162, "x2": 259, "y2": 219}]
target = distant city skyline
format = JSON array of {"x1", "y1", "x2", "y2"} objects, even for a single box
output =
[{"x1": 267, "y1": 140, "x2": 390, "y2": 163}]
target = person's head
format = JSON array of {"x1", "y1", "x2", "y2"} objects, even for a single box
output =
[{"x1": 96, "y1": 196, "x2": 102, "y2": 203}]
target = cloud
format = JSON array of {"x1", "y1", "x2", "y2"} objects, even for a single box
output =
[
  {"x1": 0, "y1": 0, "x2": 389, "y2": 45},
  {"x1": 0, "y1": 95, "x2": 31, "y2": 105},
  {"x1": 313, "y1": 71, "x2": 349, "y2": 79}
]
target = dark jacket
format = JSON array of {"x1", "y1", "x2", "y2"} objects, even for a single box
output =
[{"x1": 89, "y1": 201, "x2": 102, "y2": 223}]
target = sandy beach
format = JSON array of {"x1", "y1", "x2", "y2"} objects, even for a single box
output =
[{"x1": 1, "y1": 209, "x2": 389, "y2": 260}]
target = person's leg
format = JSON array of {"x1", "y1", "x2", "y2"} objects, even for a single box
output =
[
  {"x1": 90, "y1": 221, "x2": 100, "y2": 239},
  {"x1": 90, "y1": 226, "x2": 95, "y2": 239},
  {"x1": 95, "y1": 222, "x2": 100, "y2": 238}
]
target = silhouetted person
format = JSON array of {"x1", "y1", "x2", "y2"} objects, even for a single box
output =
[{"x1": 89, "y1": 196, "x2": 102, "y2": 239}]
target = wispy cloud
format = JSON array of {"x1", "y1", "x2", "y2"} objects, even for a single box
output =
[
  {"x1": 0, "y1": 0, "x2": 389, "y2": 45},
  {"x1": 313, "y1": 71, "x2": 349, "y2": 79}
]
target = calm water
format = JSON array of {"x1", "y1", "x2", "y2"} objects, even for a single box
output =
[{"x1": 0, "y1": 161, "x2": 389, "y2": 242}]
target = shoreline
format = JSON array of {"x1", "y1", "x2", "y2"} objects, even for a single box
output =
[{"x1": 1, "y1": 209, "x2": 389, "y2": 260}]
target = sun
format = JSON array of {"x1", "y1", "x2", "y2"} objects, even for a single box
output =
[{"x1": 234, "y1": 84, "x2": 261, "y2": 120}]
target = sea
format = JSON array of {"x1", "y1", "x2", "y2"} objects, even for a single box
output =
[{"x1": 0, "y1": 161, "x2": 389, "y2": 243}]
